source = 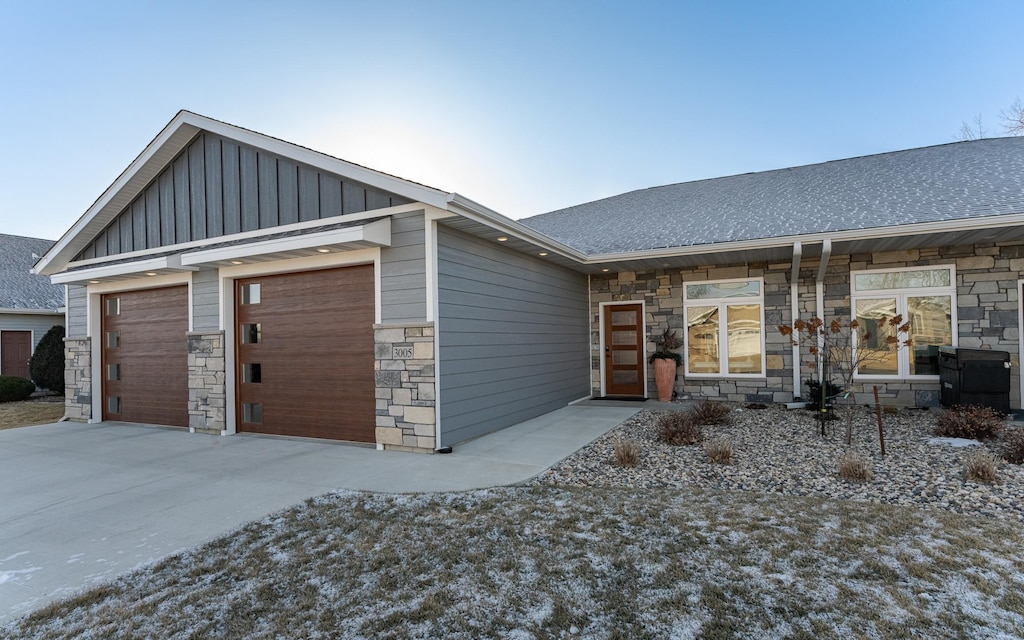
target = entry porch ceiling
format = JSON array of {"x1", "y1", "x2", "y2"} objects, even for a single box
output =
[{"x1": 442, "y1": 215, "x2": 1024, "y2": 275}]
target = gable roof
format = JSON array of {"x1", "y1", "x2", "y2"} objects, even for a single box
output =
[
  {"x1": 0, "y1": 234, "x2": 65, "y2": 311},
  {"x1": 33, "y1": 111, "x2": 459, "y2": 276},
  {"x1": 519, "y1": 137, "x2": 1024, "y2": 255}
]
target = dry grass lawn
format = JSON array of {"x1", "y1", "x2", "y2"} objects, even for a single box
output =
[
  {"x1": 0, "y1": 398, "x2": 63, "y2": 430},
  {"x1": 6, "y1": 486, "x2": 1024, "y2": 639}
]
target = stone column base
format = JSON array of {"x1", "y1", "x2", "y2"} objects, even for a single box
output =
[
  {"x1": 187, "y1": 331, "x2": 226, "y2": 434},
  {"x1": 374, "y1": 322, "x2": 436, "y2": 453},
  {"x1": 63, "y1": 337, "x2": 91, "y2": 422}
]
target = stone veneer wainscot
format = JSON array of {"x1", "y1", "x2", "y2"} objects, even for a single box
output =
[
  {"x1": 187, "y1": 331, "x2": 226, "y2": 434},
  {"x1": 64, "y1": 337, "x2": 91, "y2": 422},
  {"x1": 374, "y1": 322, "x2": 437, "y2": 453}
]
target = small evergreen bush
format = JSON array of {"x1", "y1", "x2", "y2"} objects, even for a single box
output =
[
  {"x1": 804, "y1": 378, "x2": 842, "y2": 410},
  {"x1": 935, "y1": 405, "x2": 1006, "y2": 440},
  {"x1": 29, "y1": 325, "x2": 65, "y2": 392},
  {"x1": 656, "y1": 412, "x2": 702, "y2": 446},
  {"x1": 689, "y1": 400, "x2": 731, "y2": 426},
  {"x1": 0, "y1": 376, "x2": 35, "y2": 403}
]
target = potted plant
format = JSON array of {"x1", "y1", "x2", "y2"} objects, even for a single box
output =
[{"x1": 649, "y1": 329, "x2": 682, "y2": 402}]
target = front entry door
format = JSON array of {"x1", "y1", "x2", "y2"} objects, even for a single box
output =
[
  {"x1": 603, "y1": 304, "x2": 645, "y2": 396},
  {"x1": 1, "y1": 331, "x2": 31, "y2": 378}
]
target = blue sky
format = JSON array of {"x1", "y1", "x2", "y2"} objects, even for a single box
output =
[{"x1": 2, "y1": 1, "x2": 1022, "y2": 240}]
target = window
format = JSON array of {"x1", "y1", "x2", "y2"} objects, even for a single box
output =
[
  {"x1": 242, "y1": 402, "x2": 263, "y2": 424},
  {"x1": 105, "y1": 331, "x2": 120, "y2": 349},
  {"x1": 683, "y1": 278, "x2": 765, "y2": 377},
  {"x1": 240, "y1": 283, "x2": 261, "y2": 305},
  {"x1": 851, "y1": 266, "x2": 955, "y2": 378},
  {"x1": 105, "y1": 297, "x2": 120, "y2": 316},
  {"x1": 240, "y1": 323, "x2": 261, "y2": 344},
  {"x1": 242, "y1": 363, "x2": 262, "y2": 384},
  {"x1": 106, "y1": 364, "x2": 120, "y2": 381}
]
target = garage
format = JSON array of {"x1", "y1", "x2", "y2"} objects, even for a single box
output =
[
  {"x1": 101, "y1": 286, "x2": 189, "y2": 427},
  {"x1": 235, "y1": 265, "x2": 375, "y2": 441}
]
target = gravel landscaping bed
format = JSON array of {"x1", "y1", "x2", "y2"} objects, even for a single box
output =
[{"x1": 534, "y1": 404, "x2": 1024, "y2": 521}]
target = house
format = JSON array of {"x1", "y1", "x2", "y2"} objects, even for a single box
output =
[
  {"x1": 0, "y1": 234, "x2": 65, "y2": 382},
  {"x1": 34, "y1": 111, "x2": 1024, "y2": 452}
]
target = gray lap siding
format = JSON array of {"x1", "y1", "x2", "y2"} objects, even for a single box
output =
[{"x1": 437, "y1": 227, "x2": 590, "y2": 446}]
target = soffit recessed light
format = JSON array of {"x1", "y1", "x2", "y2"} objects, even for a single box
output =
[
  {"x1": 602, "y1": 268, "x2": 610, "y2": 272},
  {"x1": 88, "y1": 280, "x2": 100, "y2": 284},
  {"x1": 230, "y1": 260, "x2": 244, "y2": 265},
  {"x1": 539, "y1": 251, "x2": 548, "y2": 256},
  {"x1": 316, "y1": 248, "x2": 331, "y2": 253},
  {"x1": 496, "y1": 236, "x2": 508, "y2": 242},
  {"x1": 145, "y1": 272, "x2": 157, "y2": 276}
]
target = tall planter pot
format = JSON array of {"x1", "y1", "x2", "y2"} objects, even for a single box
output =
[{"x1": 653, "y1": 357, "x2": 677, "y2": 402}]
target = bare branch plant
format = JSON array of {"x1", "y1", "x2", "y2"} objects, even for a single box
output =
[{"x1": 779, "y1": 316, "x2": 911, "y2": 445}]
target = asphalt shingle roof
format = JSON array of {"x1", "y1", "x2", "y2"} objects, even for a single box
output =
[
  {"x1": 519, "y1": 137, "x2": 1024, "y2": 255},
  {"x1": 0, "y1": 234, "x2": 65, "y2": 310}
]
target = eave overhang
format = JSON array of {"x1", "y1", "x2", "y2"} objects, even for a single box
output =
[
  {"x1": 179, "y1": 218, "x2": 391, "y2": 268},
  {"x1": 51, "y1": 254, "x2": 199, "y2": 286}
]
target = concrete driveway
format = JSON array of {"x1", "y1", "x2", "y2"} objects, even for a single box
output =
[{"x1": 0, "y1": 404, "x2": 638, "y2": 622}]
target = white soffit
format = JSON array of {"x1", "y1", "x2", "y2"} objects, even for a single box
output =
[
  {"x1": 51, "y1": 255, "x2": 198, "y2": 285},
  {"x1": 178, "y1": 218, "x2": 392, "y2": 268}
]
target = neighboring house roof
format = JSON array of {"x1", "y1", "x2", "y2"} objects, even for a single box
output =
[
  {"x1": 519, "y1": 137, "x2": 1024, "y2": 255},
  {"x1": 0, "y1": 234, "x2": 65, "y2": 311}
]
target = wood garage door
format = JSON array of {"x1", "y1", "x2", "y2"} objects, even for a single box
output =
[
  {"x1": 101, "y1": 286, "x2": 188, "y2": 427},
  {"x1": 235, "y1": 265, "x2": 375, "y2": 441}
]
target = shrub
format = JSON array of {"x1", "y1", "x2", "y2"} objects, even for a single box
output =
[
  {"x1": 837, "y1": 450, "x2": 873, "y2": 481},
  {"x1": 804, "y1": 378, "x2": 842, "y2": 410},
  {"x1": 612, "y1": 440, "x2": 641, "y2": 467},
  {"x1": 1001, "y1": 429, "x2": 1024, "y2": 465},
  {"x1": 0, "y1": 376, "x2": 36, "y2": 403},
  {"x1": 704, "y1": 438, "x2": 734, "y2": 464},
  {"x1": 963, "y1": 449, "x2": 999, "y2": 484},
  {"x1": 657, "y1": 412, "x2": 702, "y2": 446},
  {"x1": 29, "y1": 325, "x2": 65, "y2": 392},
  {"x1": 935, "y1": 405, "x2": 1006, "y2": 440},
  {"x1": 689, "y1": 400, "x2": 731, "y2": 426}
]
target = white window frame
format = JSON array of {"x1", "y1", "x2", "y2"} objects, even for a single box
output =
[
  {"x1": 682, "y1": 276, "x2": 766, "y2": 379},
  {"x1": 851, "y1": 264, "x2": 958, "y2": 381}
]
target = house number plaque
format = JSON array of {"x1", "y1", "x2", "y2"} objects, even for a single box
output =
[{"x1": 393, "y1": 346, "x2": 414, "y2": 359}]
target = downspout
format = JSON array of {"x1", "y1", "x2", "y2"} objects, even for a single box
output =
[
  {"x1": 816, "y1": 238, "x2": 833, "y2": 381},
  {"x1": 790, "y1": 242, "x2": 802, "y2": 400}
]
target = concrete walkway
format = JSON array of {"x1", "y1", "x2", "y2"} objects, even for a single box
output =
[{"x1": 0, "y1": 404, "x2": 638, "y2": 622}]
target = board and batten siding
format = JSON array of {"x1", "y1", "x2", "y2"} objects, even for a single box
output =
[
  {"x1": 0, "y1": 313, "x2": 65, "y2": 351},
  {"x1": 67, "y1": 285, "x2": 88, "y2": 337},
  {"x1": 437, "y1": 227, "x2": 590, "y2": 446},
  {"x1": 380, "y1": 212, "x2": 427, "y2": 323},
  {"x1": 75, "y1": 133, "x2": 413, "y2": 261},
  {"x1": 191, "y1": 269, "x2": 219, "y2": 332}
]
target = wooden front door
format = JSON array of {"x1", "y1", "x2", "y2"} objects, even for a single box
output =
[
  {"x1": 1, "y1": 331, "x2": 32, "y2": 379},
  {"x1": 603, "y1": 304, "x2": 645, "y2": 396},
  {"x1": 235, "y1": 265, "x2": 375, "y2": 442},
  {"x1": 101, "y1": 287, "x2": 189, "y2": 427}
]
